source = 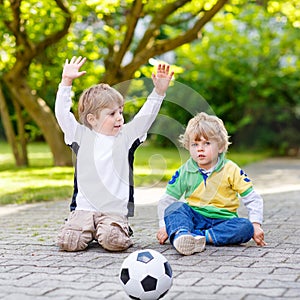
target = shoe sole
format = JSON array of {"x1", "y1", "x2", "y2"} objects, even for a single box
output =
[{"x1": 173, "y1": 234, "x2": 206, "y2": 255}]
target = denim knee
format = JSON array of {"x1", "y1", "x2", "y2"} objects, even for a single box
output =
[
  {"x1": 240, "y1": 218, "x2": 254, "y2": 242},
  {"x1": 207, "y1": 217, "x2": 254, "y2": 246},
  {"x1": 164, "y1": 201, "x2": 187, "y2": 218}
]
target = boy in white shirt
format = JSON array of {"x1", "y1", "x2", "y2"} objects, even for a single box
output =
[{"x1": 55, "y1": 56, "x2": 173, "y2": 252}]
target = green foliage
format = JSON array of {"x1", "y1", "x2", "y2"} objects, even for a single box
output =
[
  {"x1": 175, "y1": 2, "x2": 300, "y2": 154},
  {"x1": 1, "y1": 0, "x2": 299, "y2": 155}
]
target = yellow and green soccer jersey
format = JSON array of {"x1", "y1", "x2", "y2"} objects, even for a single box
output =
[{"x1": 166, "y1": 154, "x2": 254, "y2": 220}]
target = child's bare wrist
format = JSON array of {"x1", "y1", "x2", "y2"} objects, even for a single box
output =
[
  {"x1": 252, "y1": 222, "x2": 262, "y2": 231},
  {"x1": 61, "y1": 77, "x2": 73, "y2": 86},
  {"x1": 154, "y1": 88, "x2": 165, "y2": 96}
]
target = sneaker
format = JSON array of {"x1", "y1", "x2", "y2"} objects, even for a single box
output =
[{"x1": 173, "y1": 231, "x2": 206, "y2": 255}]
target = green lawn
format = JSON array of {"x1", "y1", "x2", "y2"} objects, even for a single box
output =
[
  {"x1": 0, "y1": 142, "x2": 270, "y2": 206},
  {"x1": 0, "y1": 143, "x2": 73, "y2": 205}
]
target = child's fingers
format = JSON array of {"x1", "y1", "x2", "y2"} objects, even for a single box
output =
[
  {"x1": 158, "y1": 234, "x2": 167, "y2": 245},
  {"x1": 78, "y1": 57, "x2": 87, "y2": 67},
  {"x1": 258, "y1": 238, "x2": 266, "y2": 246},
  {"x1": 156, "y1": 64, "x2": 170, "y2": 73},
  {"x1": 75, "y1": 56, "x2": 84, "y2": 64},
  {"x1": 70, "y1": 56, "x2": 76, "y2": 64},
  {"x1": 68, "y1": 56, "x2": 85, "y2": 65},
  {"x1": 254, "y1": 233, "x2": 266, "y2": 246},
  {"x1": 169, "y1": 71, "x2": 174, "y2": 79},
  {"x1": 77, "y1": 71, "x2": 87, "y2": 77},
  {"x1": 75, "y1": 56, "x2": 82, "y2": 64}
]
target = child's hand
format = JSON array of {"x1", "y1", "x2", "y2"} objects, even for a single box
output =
[
  {"x1": 156, "y1": 227, "x2": 168, "y2": 245},
  {"x1": 61, "y1": 56, "x2": 87, "y2": 86},
  {"x1": 152, "y1": 64, "x2": 174, "y2": 96},
  {"x1": 252, "y1": 222, "x2": 267, "y2": 246}
]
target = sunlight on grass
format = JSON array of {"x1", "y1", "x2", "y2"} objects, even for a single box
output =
[
  {"x1": 133, "y1": 144, "x2": 189, "y2": 187},
  {"x1": 0, "y1": 142, "x2": 73, "y2": 205},
  {"x1": 0, "y1": 142, "x2": 270, "y2": 205},
  {"x1": 0, "y1": 167, "x2": 73, "y2": 205}
]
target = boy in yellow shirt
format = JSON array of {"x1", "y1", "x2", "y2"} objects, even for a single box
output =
[{"x1": 156, "y1": 112, "x2": 266, "y2": 255}]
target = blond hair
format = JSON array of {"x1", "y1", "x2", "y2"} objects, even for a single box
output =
[
  {"x1": 179, "y1": 112, "x2": 231, "y2": 153},
  {"x1": 78, "y1": 83, "x2": 124, "y2": 129}
]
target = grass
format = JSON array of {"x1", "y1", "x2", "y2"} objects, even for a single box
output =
[
  {"x1": 0, "y1": 142, "x2": 270, "y2": 206},
  {"x1": 0, "y1": 143, "x2": 74, "y2": 205}
]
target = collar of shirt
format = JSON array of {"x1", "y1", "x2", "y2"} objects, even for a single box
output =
[
  {"x1": 198, "y1": 157, "x2": 220, "y2": 177},
  {"x1": 186, "y1": 153, "x2": 225, "y2": 174}
]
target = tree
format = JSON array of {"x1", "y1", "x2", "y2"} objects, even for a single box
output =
[
  {"x1": 0, "y1": 0, "x2": 228, "y2": 166},
  {"x1": 0, "y1": 0, "x2": 72, "y2": 165},
  {"x1": 175, "y1": 0, "x2": 300, "y2": 154}
]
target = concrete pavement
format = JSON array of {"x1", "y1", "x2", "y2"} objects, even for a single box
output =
[{"x1": 0, "y1": 158, "x2": 299, "y2": 299}]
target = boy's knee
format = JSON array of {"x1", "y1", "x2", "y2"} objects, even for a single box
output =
[
  {"x1": 57, "y1": 225, "x2": 93, "y2": 252},
  {"x1": 96, "y1": 221, "x2": 132, "y2": 251},
  {"x1": 165, "y1": 201, "x2": 187, "y2": 217},
  {"x1": 241, "y1": 219, "x2": 255, "y2": 239},
  {"x1": 57, "y1": 210, "x2": 95, "y2": 251}
]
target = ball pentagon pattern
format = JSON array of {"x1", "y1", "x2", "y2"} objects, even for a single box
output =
[{"x1": 119, "y1": 249, "x2": 173, "y2": 300}]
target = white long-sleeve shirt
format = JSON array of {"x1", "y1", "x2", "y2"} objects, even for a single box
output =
[{"x1": 55, "y1": 84, "x2": 165, "y2": 217}]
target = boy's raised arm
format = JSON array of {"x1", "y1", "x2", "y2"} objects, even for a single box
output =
[{"x1": 55, "y1": 56, "x2": 86, "y2": 144}]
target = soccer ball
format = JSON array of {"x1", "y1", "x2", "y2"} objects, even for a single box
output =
[{"x1": 119, "y1": 249, "x2": 173, "y2": 300}]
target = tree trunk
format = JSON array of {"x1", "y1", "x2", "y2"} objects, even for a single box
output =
[
  {"x1": 12, "y1": 97, "x2": 28, "y2": 166},
  {"x1": 0, "y1": 84, "x2": 26, "y2": 166},
  {"x1": 3, "y1": 73, "x2": 73, "y2": 166}
]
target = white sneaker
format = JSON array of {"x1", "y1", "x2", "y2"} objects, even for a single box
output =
[{"x1": 173, "y1": 233, "x2": 206, "y2": 255}]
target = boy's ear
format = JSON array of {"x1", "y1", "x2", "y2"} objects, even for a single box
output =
[
  {"x1": 87, "y1": 113, "x2": 96, "y2": 127},
  {"x1": 218, "y1": 146, "x2": 225, "y2": 154}
]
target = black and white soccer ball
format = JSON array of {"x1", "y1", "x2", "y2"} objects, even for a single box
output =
[{"x1": 119, "y1": 249, "x2": 173, "y2": 300}]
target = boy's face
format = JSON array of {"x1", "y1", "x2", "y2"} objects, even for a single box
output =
[
  {"x1": 87, "y1": 104, "x2": 124, "y2": 136},
  {"x1": 189, "y1": 135, "x2": 223, "y2": 170}
]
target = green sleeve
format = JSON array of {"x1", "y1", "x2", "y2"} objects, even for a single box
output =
[{"x1": 166, "y1": 167, "x2": 186, "y2": 200}]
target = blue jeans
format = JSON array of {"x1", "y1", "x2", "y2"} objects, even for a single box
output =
[{"x1": 164, "y1": 202, "x2": 254, "y2": 246}]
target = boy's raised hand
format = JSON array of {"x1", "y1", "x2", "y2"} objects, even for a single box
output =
[
  {"x1": 62, "y1": 56, "x2": 87, "y2": 86},
  {"x1": 152, "y1": 64, "x2": 174, "y2": 96}
]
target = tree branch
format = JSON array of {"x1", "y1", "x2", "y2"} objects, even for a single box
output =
[
  {"x1": 35, "y1": 0, "x2": 72, "y2": 54},
  {"x1": 5, "y1": 0, "x2": 30, "y2": 49},
  {"x1": 134, "y1": 0, "x2": 191, "y2": 55},
  {"x1": 5, "y1": 0, "x2": 72, "y2": 75},
  {"x1": 122, "y1": 0, "x2": 228, "y2": 79},
  {"x1": 112, "y1": 0, "x2": 144, "y2": 68},
  {"x1": 165, "y1": 8, "x2": 205, "y2": 27}
]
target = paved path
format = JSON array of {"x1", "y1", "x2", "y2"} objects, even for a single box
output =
[{"x1": 0, "y1": 158, "x2": 299, "y2": 299}]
